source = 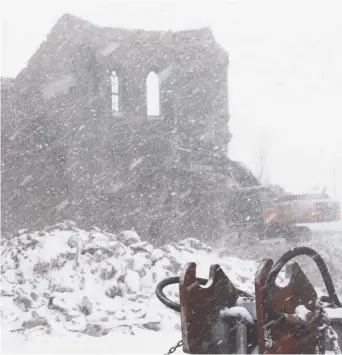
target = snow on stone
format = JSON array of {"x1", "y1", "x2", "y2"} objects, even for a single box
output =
[
  {"x1": 106, "y1": 181, "x2": 124, "y2": 194},
  {"x1": 129, "y1": 157, "x2": 144, "y2": 170},
  {"x1": 19, "y1": 175, "x2": 33, "y2": 187},
  {"x1": 1, "y1": 222, "x2": 258, "y2": 350},
  {"x1": 99, "y1": 42, "x2": 120, "y2": 56},
  {"x1": 2, "y1": 222, "x2": 341, "y2": 353},
  {"x1": 158, "y1": 65, "x2": 173, "y2": 83},
  {"x1": 42, "y1": 74, "x2": 76, "y2": 99},
  {"x1": 55, "y1": 199, "x2": 70, "y2": 212}
]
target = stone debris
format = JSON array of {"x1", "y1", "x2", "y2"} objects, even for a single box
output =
[{"x1": 1, "y1": 221, "x2": 257, "y2": 338}]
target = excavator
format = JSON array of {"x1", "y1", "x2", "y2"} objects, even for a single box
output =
[
  {"x1": 181, "y1": 149, "x2": 341, "y2": 243},
  {"x1": 156, "y1": 246, "x2": 342, "y2": 354},
  {"x1": 229, "y1": 183, "x2": 341, "y2": 243}
]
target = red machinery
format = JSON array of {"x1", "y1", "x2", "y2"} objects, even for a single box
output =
[{"x1": 156, "y1": 247, "x2": 342, "y2": 354}]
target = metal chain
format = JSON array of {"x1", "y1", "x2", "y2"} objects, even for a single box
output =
[
  {"x1": 163, "y1": 302, "x2": 339, "y2": 355},
  {"x1": 164, "y1": 340, "x2": 183, "y2": 355}
]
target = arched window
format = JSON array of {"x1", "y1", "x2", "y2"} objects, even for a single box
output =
[
  {"x1": 146, "y1": 71, "x2": 160, "y2": 116},
  {"x1": 111, "y1": 70, "x2": 120, "y2": 113}
]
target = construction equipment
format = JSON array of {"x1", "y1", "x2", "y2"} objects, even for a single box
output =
[
  {"x1": 181, "y1": 149, "x2": 340, "y2": 242},
  {"x1": 229, "y1": 183, "x2": 340, "y2": 243},
  {"x1": 156, "y1": 246, "x2": 342, "y2": 354}
]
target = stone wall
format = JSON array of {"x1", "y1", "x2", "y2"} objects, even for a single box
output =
[{"x1": 1, "y1": 14, "x2": 234, "y2": 243}]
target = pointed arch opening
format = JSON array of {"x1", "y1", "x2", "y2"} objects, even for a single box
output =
[
  {"x1": 146, "y1": 71, "x2": 160, "y2": 117},
  {"x1": 111, "y1": 70, "x2": 121, "y2": 114}
]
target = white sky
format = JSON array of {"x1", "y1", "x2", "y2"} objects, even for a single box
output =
[{"x1": 1, "y1": 0, "x2": 342, "y2": 199}]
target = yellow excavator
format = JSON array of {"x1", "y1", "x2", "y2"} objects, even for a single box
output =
[
  {"x1": 228, "y1": 170, "x2": 341, "y2": 242},
  {"x1": 264, "y1": 191, "x2": 340, "y2": 224},
  {"x1": 179, "y1": 148, "x2": 340, "y2": 242}
]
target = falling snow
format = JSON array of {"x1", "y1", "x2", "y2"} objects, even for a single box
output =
[{"x1": 1, "y1": 8, "x2": 342, "y2": 354}]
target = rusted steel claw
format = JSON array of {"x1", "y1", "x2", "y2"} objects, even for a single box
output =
[
  {"x1": 255, "y1": 246, "x2": 342, "y2": 354},
  {"x1": 159, "y1": 247, "x2": 342, "y2": 354},
  {"x1": 255, "y1": 260, "x2": 321, "y2": 354},
  {"x1": 179, "y1": 262, "x2": 257, "y2": 354}
]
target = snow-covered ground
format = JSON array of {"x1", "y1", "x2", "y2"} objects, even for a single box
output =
[
  {"x1": 1, "y1": 222, "x2": 258, "y2": 353},
  {"x1": 1, "y1": 220, "x2": 342, "y2": 353}
]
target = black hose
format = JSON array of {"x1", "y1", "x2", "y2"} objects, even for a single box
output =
[
  {"x1": 155, "y1": 247, "x2": 340, "y2": 318},
  {"x1": 264, "y1": 246, "x2": 341, "y2": 322},
  {"x1": 155, "y1": 276, "x2": 254, "y2": 312},
  {"x1": 155, "y1": 276, "x2": 208, "y2": 312},
  {"x1": 155, "y1": 276, "x2": 180, "y2": 312}
]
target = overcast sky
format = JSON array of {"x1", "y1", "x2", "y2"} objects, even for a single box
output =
[{"x1": 1, "y1": 0, "x2": 342, "y2": 198}]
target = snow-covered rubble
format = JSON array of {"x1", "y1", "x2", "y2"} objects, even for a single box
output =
[
  {"x1": 1, "y1": 222, "x2": 259, "y2": 342},
  {"x1": 2, "y1": 221, "x2": 342, "y2": 353}
]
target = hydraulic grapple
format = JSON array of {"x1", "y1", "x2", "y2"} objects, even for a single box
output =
[{"x1": 156, "y1": 247, "x2": 342, "y2": 354}]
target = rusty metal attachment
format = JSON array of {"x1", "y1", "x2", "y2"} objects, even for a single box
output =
[
  {"x1": 179, "y1": 263, "x2": 256, "y2": 354},
  {"x1": 255, "y1": 247, "x2": 341, "y2": 354},
  {"x1": 255, "y1": 259, "x2": 321, "y2": 354},
  {"x1": 156, "y1": 247, "x2": 342, "y2": 354}
]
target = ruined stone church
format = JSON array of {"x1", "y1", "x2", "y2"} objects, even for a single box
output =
[{"x1": 1, "y1": 13, "x2": 258, "y2": 243}]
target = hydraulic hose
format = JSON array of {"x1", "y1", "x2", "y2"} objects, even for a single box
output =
[
  {"x1": 155, "y1": 276, "x2": 254, "y2": 312},
  {"x1": 155, "y1": 247, "x2": 340, "y2": 317},
  {"x1": 155, "y1": 276, "x2": 207, "y2": 312},
  {"x1": 263, "y1": 246, "x2": 341, "y2": 323}
]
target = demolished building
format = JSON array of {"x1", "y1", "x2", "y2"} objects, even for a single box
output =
[{"x1": 1, "y1": 13, "x2": 259, "y2": 243}]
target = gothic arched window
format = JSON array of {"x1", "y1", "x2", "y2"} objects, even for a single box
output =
[
  {"x1": 146, "y1": 71, "x2": 160, "y2": 116},
  {"x1": 111, "y1": 70, "x2": 120, "y2": 113}
]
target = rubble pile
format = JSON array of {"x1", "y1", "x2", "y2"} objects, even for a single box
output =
[{"x1": 1, "y1": 221, "x2": 260, "y2": 338}]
